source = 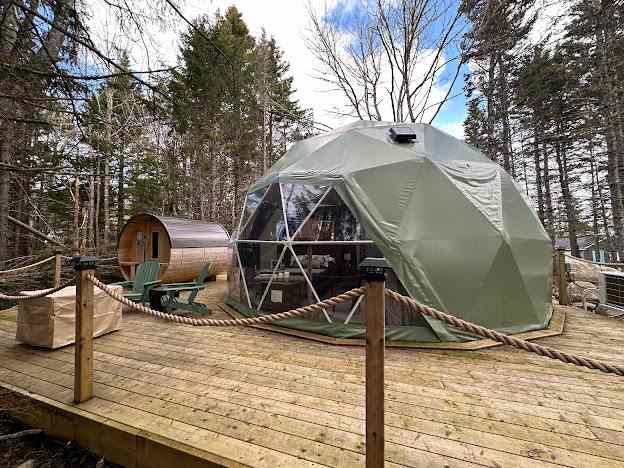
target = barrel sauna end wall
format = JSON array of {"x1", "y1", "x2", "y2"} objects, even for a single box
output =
[{"x1": 117, "y1": 213, "x2": 231, "y2": 283}]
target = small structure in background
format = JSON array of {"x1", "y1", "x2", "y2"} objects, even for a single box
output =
[
  {"x1": 117, "y1": 213, "x2": 231, "y2": 283},
  {"x1": 555, "y1": 236, "x2": 619, "y2": 263}
]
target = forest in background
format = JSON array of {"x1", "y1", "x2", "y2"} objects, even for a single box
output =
[
  {"x1": 0, "y1": 1, "x2": 314, "y2": 262},
  {"x1": 0, "y1": 0, "x2": 623, "y2": 263},
  {"x1": 461, "y1": 0, "x2": 624, "y2": 258}
]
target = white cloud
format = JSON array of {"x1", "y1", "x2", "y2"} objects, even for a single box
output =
[{"x1": 205, "y1": 0, "x2": 348, "y2": 129}]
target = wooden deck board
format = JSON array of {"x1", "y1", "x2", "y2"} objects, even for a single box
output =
[{"x1": 0, "y1": 280, "x2": 623, "y2": 467}]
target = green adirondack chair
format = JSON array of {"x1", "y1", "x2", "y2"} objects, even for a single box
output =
[
  {"x1": 155, "y1": 263, "x2": 213, "y2": 315},
  {"x1": 112, "y1": 260, "x2": 161, "y2": 304}
]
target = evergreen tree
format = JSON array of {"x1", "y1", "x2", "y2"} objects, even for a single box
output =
[
  {"x1": 461, "y1": 0, "x2": 537, "y2": 172},
  {"x1": 464, "y1": 97, "x2": 487, "y2": 150}
]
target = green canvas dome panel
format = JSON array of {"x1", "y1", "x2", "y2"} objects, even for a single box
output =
[
  {"x1": 279, "y1": 131, "x2": 422, "y2": 184},
  {"x1": 437, "y1": 160, "x2": 503, "y2": 233},
  {"x1": 350, "y1": 159, "x2": 421, "y2": 239},
  {"x1": 229, "y1": 121, "x2": 553, "y2": 343},
  {"x1": 500, "y1": 174, "x2": 553, "y2": 322}
]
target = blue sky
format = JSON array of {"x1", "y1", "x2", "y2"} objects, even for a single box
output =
[{"x1": 320, "y1": 0, "x2": 469, "y2": 136}]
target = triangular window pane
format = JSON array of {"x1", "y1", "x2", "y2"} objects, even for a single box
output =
[
  {"x1": 281, "y1": 184, "x2": 329, "y2": 238},
  {"x1": 294, "y1": 189, "x2": 370, "y2": 241},
  {"x1": 238, "y1": 242, "x2": 285, "y2": 309},
  {"x1": 239, "y1": 186, "x2": 269, "y2": 235},
  {"x1": 227, "y1": 246, "x2": 244, "y2": 304},
  {"x1": 241, "y1": 184, "x2": 287, "y2": 240}
]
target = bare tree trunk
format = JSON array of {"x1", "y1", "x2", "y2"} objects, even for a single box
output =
[
  {"x1": 72, "y1": 177, "x2": 80, "y2": 255},
  {"x1": 543, "y1": 142, "x2": 555, "y2": 242},
  {"x1": 102, "y1": 87, "x2": 113, "y2": 252},
  {"x1": 94, "y1": 157, "x2": 100, "y2": 253},
  {"x1": 485, "y1": 54, "x2": 497, "y2": 162},
  {"x1": 597, "y1": 167, "x2": 613, "y2": 251},
  {"x1": 589, "y1": 148, "x2": 601, "y2": 255},
  {"x1": 605, "y1": 130, "x2": 623, "y2": 256},
  {"x1": 554, "y1": 137, "x2": 579, "y2": 257},
  {"x1": 207, "y1": 141, "x2": 214, "y2": 220},
  {"x1": 532, "y1": 125, "x2": 544, "y2": 224},
  {"x1": 0, "y1": 122, "x2": 12, "y2": 260},
  {"x1": 117, "y1": 148, "x2": 125, "y2": 233},
  {"x1": 498, "y1": 56, "x2": 513, "y2": 173},
  {"x1": 88, "y1": 173, "x2": 95, "y2": 251},
  {"x1": 13, "y1": 195, "x2": 23, "y2": 258}
]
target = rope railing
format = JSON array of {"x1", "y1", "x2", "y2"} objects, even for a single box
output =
[
  {"x1": 384, "y1": 289, "x2": 624, "y2": 377},
  {"x1": 87, "y1": 274, "x2": 365, "y2": 326},
  {"x1": 0, "y1": 279, "x2": 75, "y2": 301},
  {"x1": 0, "y1": 255, "x2": 55, "y2": 275},
  {"x1": 85, "y1": 271, "x2": 624, "y2": 377}
]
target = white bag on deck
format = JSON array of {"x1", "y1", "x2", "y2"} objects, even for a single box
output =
[{"x1": 16, "y1": 285, "x2": 122, "y2": 349}]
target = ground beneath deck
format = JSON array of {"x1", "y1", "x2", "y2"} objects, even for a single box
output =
[{"x1": 0, "y1": 279, "x2": 623, "y2": 467}]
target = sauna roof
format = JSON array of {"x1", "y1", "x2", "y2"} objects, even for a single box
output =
[{"x1": 142, "y1": 214, "x2": 229, "y2": 249}]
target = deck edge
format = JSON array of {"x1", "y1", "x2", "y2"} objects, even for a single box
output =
[{"x1": 0, "y1": 381, "x2": 247, "y2": 468}]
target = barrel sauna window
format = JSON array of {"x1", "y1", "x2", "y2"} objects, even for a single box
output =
[
  {"x1": 118, "y1": 213, "x2": 231, "y2": 283},
  {"x1": 152, "y1": 232, "x2": 159, "y2": 258}
]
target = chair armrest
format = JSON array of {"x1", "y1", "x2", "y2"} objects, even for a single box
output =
[
  {"x1": 158, "y1": 284, "x2": 204, "y2": 293},
  {"x1": 178, "y1": 285, "x2": 204, "y2": 291},
  {"x1": 111, "y1": 281, "x2": 133, "y2": 289},
  {"x1": 142, "y1": 280, "x2": 162, "y2": 288},
  {"x1": 161, "y1": 281, "x2": 196, "y2": 288}
]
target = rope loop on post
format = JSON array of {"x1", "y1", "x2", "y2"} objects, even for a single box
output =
[
  {"x1": 87, "y1": 274, "x2": 366, "y2": 327},
  {"x1": 384, "y1": 289, "x2": 624, "y2": 377}
]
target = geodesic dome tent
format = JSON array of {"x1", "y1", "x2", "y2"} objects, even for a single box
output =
[{"x1": 226, "y1": 121, "x2": 553, "y2": 343}]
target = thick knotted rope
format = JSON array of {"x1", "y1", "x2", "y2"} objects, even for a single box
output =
[
  {"x1": 385, "y1": 288, "x2": 624, "y2": 377},
  {"x1": 0, "y1": 256, "x2": 55, "y2": 275},
  {"x1": 87, "y1": 274, "x2": 366, "y2": 326},
  {"x1": 0, "y1": 279, "x2": 75, "y2": 301}
]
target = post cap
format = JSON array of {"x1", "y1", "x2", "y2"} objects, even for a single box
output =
[
  {"x1": 72, "y1": 256, "x2": 97, "y2": 271},
  {"x1": 358, "y1": 257, "x2": 390, "y2": 281}
]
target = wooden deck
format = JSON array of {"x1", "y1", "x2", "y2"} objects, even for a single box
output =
[{"x1": 0, "y1": 280, "x2": 624, "y2": 467}]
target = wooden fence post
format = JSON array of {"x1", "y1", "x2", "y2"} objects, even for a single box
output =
[
  {"x1": 53, "y1": 251, "x2": 62, "y2": 288},
  {"x1": 73, "y1": 256, "x2": 97, "y2": 403},
  {"x1": 360, "y1": 258, "x2": 388, "y2": 468},
  {"x1": 557, "y1": 248, "x2": 569, "y2": 306}
]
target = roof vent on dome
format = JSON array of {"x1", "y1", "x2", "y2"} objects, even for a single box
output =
[{"x1": 389, "y1": 126, "x2": 417, "y2": 143}]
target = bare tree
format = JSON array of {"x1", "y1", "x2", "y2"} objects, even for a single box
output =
[{"x1": 305, "y1": 0, "x2": 465, "y2": 123}]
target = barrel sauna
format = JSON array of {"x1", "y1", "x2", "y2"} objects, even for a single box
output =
[{"x1": 117, "y1": 213, "x2": 231, "y2": 282}]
